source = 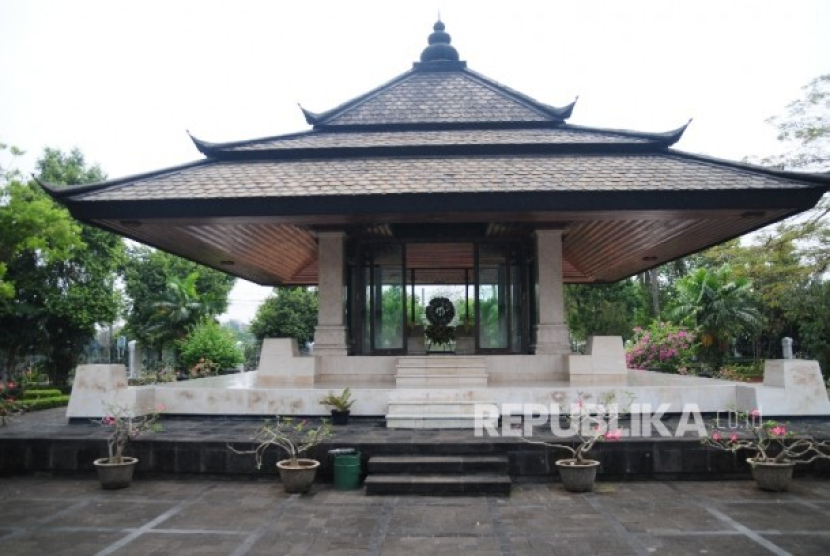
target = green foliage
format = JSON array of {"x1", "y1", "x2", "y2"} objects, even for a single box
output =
[
  {"x1": 20, "y1": 389, "x2": 63, "y2": 399},
  {"x1": 763, "y1": 73, "x2": 829, "y2": 171},
  {"x1": 319, "y1": 388, "x2": 355, "y2": 412},
  {"x1": 122, "y1": 246, "x2": 235, "y2": 354},
  {"x1": 699, "y1": 236, "x2": 809, "y2": 361},
  {"x1": 790, "y1": 280, "x2": 830, "y2": 378},
  {"x1": 0, "y1": 145, "x2": 83, "y2": 304},
  {"x1": 717, "y1": 362, "x2": 764, "y2": 382},
  {"x1": 626, "y1": 322, "x2": 697, "y2": 373},
  {"x1": 669, "y1": 265, "x2": 762, "y2": 370},
  {"x1": 566, "y1": 280, "x2": 647, "y2": 342},
  {"x1": 0, "y1": 147, "x2": 123, "y2": 384},
  {"x1": 20, "y1": 395, "x2": 70, "y2": 411},
  {"x1": 177, "y1": 319, "x2": 243, "y2": 371},
  {"x1": 250, "y1": 287, "x2": 318, "y2": 347}
]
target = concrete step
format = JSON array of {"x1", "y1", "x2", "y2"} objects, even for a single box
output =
[
  {"x1": 364, "y1": 474, "x2": 511, "y2": 496},
  {"x1": 395, "y1": 375, "x2": 488, "y2": 388},
  {"x1": 385, "y1": 415, "x2": 482, "y2": 429},
  {"x1": 397, "y1": 356, "x2": 485, "y2": 366},
  {"x1": 368, "y1": 455, "x2": 509, "y2": 474},
  {"x1": 386, "y1": 401, "x2": 492, "y2": 415},
  {"x1": 396, "y1": 366, "x2": 486, "y2": 376}
]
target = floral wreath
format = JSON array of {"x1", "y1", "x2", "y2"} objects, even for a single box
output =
[{"x1": 425, "y1": 297, "x2": 455, "y2": 326}]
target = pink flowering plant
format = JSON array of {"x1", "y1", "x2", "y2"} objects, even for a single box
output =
[
  {"x1": 97, "y1": 403, "x2": 164, "y2": 464},
  {"x1": 626, "y1": 322, "x2": 696, "y2": 374},
  {"x1": 702, "y1": 409, "x2": 830, "y2": 465},
  {"x1": 0, "y1": 381, "x2": 24, "y2": 426},
  {"x1": 521, "y1": 392, "x2": 633, "y2": 465},
  {"x1": 229, "y1": 417, "x2": 333, "y2": 469}
]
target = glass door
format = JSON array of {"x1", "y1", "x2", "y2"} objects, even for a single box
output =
[
  {"x1": 360, "y1": 243, "x2": 406, "y2": 354},
  {"x1": 476, "y1": 243, "x2": 527, "y2": 353}
]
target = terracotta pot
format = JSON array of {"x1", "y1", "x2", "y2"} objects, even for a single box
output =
[
  {"x1": 277, "y1": 459, "x2": 320, "y2": 493},
  {"x1": 93, "y1": 457, "x2": 138, "y2": 490},
  {"x1": 747, "y1": 459, "x2": 795, "y2": 492},
  {"x1": 555, "y1": 459, "x2": 600, "y2": 492}
]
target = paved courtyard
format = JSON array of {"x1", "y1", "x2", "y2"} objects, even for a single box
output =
[{"x1": 1, "y1": 476, "x2": 829, "y2": 555}]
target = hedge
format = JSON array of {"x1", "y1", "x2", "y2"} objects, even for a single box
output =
[
  {"x1": 20, "y1": 396, "x2": 70, "y2": 411},
  {"x1": 21, "y1": 389, "x2": 64, "y2": 399}
]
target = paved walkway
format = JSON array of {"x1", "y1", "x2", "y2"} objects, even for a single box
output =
[{"x1": 1, "y1": 476, "x2": 829, "y2": 555}]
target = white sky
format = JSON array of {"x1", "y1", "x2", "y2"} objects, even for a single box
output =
[{"x1": 1, "y1": 0, "x2": 829, "y2": 322}]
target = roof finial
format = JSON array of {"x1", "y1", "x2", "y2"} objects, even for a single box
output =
[{"x1": 420, "y1": 18, "x2": 459, "y2": 62}]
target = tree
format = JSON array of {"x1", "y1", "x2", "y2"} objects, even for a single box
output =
[
  {"x1": 121, "y1": 246, "x2": 235, "y2": 356},
  {"x1": 250, "y1": 287, "x2": 318, "y2": 348},
  {"x1": 565, "y1": 280, "x2": 647, "y2": 343},
  {"x1": 789, "y1": 280, "x2": 830, "y2": 378},
  {"x1": 145, "y1": 271, "x2": 224, "y2": 352},
  {"x1": 764, "y1": 74, "x2": 829, "y2": 172},
  {"x1": 669, "y1": 266, "x2": 762, "y2": 371},
  {"x1": 699, "y1": 236, "x2": 809, "y2": 361},
  {"x1": 0, "y1": 147, "x2": 123, "y2": 384},
  {"x1": 758, "y1": 74, "x2": 830, "y2": 277},
  {"x1": 0, "y1": 144, "x2": 81, "y2": 305},
  {"x1": 177, "y1": 319, "x2": 244, "y2": 372}
]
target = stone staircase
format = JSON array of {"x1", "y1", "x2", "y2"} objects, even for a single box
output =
[
  {"x1": 364, "y1": 454, "x2": 511, "y2": 496},
  {"x1": 394, "y1": 356, "x2": 489, "y2": 388},
  {"x1": 386, "y1": 356, "x2": 495, "y2": 429}
]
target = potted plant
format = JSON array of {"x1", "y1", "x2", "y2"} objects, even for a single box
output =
[
  {"x1": 229, "y1": 417, "x2": 333, "y2": 493},
  {"x1": 702, "y1": 409, "x2": 830, "y2": 491},
  {"x1": 319, "y1": 388, "x2": 355, "y2": 425},
  {"x1": 93, "y1": 403, "x2": 163, "y2": 489},
  {"x1": 521, "y1": 392, "x2": 628, "y2": 492}
]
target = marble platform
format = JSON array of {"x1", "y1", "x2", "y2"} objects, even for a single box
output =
[{"x1": 66, "y1": 360, "x2": 830, "y2": 421}]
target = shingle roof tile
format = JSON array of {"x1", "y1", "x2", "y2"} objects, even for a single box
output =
[
  {"x1": 76, "y1": 154, "x2": 811, "y2": 202},
  {"x1": 222, "y1": 127, "x2": 650, "y2": 151},
  {"x1": 325, "y1": 72, "x2": 552, "y2": 125}
]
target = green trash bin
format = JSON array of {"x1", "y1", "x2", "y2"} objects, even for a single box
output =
[{"x1": 333, "y1": 450, "x2": 362, "y2": 490}]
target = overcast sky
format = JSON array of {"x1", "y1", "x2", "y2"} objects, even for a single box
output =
[{"x1": 2, "y1": 0, "x2": 828, "y2": 322}]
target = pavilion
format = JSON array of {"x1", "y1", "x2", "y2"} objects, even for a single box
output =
[{"x1": 47, "y1": 22, "x2": 830, "y2": 425}]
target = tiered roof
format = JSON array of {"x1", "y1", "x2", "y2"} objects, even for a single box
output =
[{"x1": 43, "y1": 20, "x2": 829, "y2": 286}]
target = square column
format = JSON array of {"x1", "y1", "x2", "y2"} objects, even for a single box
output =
[
  {"x1": 313, "y1": 231, "x2": 349, "y2": 356},
  {"x1": 534, "y1": 229, "x2": 571, "y2": 355}
]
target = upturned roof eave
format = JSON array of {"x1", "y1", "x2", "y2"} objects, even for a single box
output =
[
  {"x1": 303, "y1": 64, "x2": 578, "y2": 127},
  {"x1": 36, "y1": 158, "x2": 215, "y2": 200},
  {"x1": 459, "y1": 66, "x2": 577, "y2": 121},
  {"x1": 562, "y1": 120, "x2": 692, "y2": 147},
  {"x1": 190, "y1": 120, "x2": 692, "y2": 158},
  {"x1": 300, "y1": 67, "x2": 420, "y2": 126},
  {"x1": 666, "y1": 149, "x2": 830, "y2": 188}
]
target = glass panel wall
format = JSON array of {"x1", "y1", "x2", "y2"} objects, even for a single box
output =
[
  {"x1": 369, "y1": 244, "x2": 405, "y2": 352},
  {"x1": 349, "y1": 238, "x2": 531, "y2": 355},
  {"x1": 477, "y1": 244, "x2": 509, "y2": 350}
]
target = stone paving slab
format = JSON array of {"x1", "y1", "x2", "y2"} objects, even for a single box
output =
[{"x1": 1, "y1": 477, "x2": 829, "y2": 555}]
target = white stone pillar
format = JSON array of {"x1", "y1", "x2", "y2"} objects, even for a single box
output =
[
  {"x1": 127, "y1": 340, "x2": 142, "y2": 378},
  {"x1": 534, "y1": 229, "x2": 571, "y2": 355},
  {"x1": 313, "y1": 231, "x2": 349, "y2": 356}
]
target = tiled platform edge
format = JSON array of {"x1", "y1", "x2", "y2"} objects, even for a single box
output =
[{"x1": 2, "y1": 436, "x2": 830, "y2": 482}]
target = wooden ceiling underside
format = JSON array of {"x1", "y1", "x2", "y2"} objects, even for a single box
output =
[{"x1": 99, "y1": 209, "x2": 790, "y2": 286}]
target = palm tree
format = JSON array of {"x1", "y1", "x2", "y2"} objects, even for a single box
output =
[
  {"x1": 670, "y1": 265, "x2": 762, "y2": 371},
  {"x1": 147, "y1": 272, "x2": 220, "y2": 352}
]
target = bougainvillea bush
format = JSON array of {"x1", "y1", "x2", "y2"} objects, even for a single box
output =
[{"x1": 626, "y1": 322, "x2": 697, "y2": 374}]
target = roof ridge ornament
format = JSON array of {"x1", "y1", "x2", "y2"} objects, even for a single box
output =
[{"x1": 419, "y1": 19, "x2": 460, "y2": 63}]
